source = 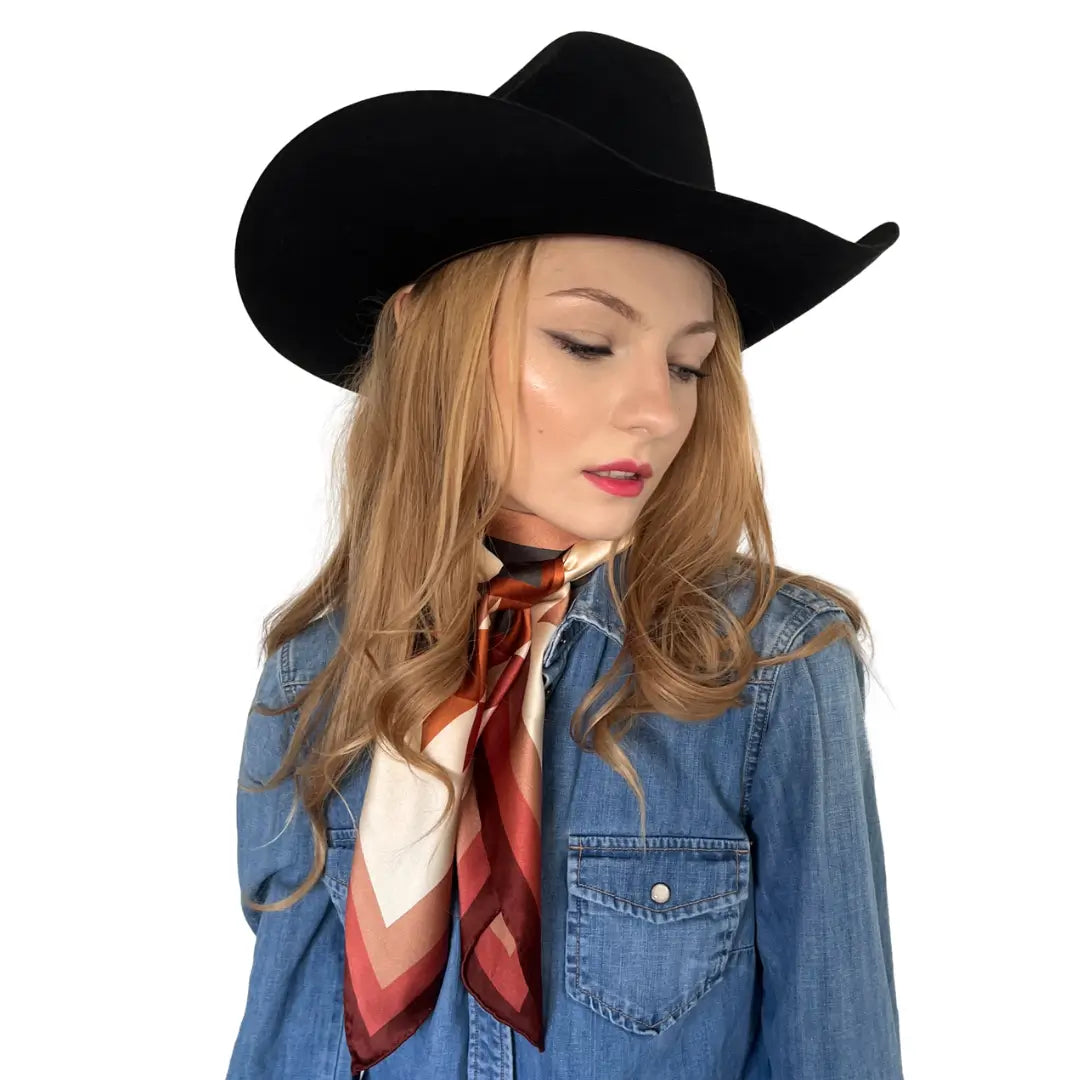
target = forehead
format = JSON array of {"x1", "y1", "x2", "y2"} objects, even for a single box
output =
[
  {"x1": 528, "y1": 235, "x2": 713, "y2": 313},
  {"x1": 529, "y1": 234, "x2": 708, "y2": 289}
]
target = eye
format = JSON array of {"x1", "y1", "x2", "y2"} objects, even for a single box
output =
[{"x1": 547, "y1": 334, "x2": 709, "y2": 384}]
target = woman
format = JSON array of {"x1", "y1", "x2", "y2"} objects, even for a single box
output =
[{"x1": 227, "y1": 30, "x2": 903, "y2": 1080}]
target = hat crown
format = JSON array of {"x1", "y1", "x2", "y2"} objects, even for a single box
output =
[{"x1": 491, "y1": 31, "x2": 715, "y2": 190}]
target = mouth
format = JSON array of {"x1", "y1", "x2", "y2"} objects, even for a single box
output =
[
  {"x1": 584, "y1": 460, "x2": 653, "y2": 480},
  {"x1": 582, "y1": 470, "x2": 646, "y2": 497}
]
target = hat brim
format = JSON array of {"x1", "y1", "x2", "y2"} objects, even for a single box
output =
[{"x1": 235, "y1": 89, "x2": 898, "y2": 386}]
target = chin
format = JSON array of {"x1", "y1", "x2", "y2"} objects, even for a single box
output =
[{"x1": 545, "y1": 514, "x2": 635, "y2": 543}]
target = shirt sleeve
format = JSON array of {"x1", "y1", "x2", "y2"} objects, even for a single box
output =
[
  {"x1": 227, "y1": 647, "x2": 349, "y2": 1080},
  {"x1": 747, "y1": 609, "x2": 904, "y2": 1079}
]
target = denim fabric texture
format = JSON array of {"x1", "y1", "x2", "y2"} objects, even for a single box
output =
[{"x1": 227, "y1": 552, "x2": 903, "y2": 1079}]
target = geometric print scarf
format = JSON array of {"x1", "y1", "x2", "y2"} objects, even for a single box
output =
[{"x1": 341, "y1": 508, "x2": 633, "y2": 1074}]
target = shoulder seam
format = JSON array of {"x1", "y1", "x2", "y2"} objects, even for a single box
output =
[
  {"x1": 741, "y1": 606, "x2": 850, "y2": 826},
  {"x1": 774, "y1": 580, "x2": 848, "y2": 619},
  {"x1": 772, "y1": 605, "x2": 842, "y2": 675}
]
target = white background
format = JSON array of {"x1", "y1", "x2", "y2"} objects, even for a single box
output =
[{"x1": 4, "y1": 2, "x2": 1077, "y2": 1076}]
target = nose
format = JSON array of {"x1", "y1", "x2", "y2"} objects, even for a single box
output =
[{"x1": 610, "y1": 359, "x2": 686, "y2": 439}]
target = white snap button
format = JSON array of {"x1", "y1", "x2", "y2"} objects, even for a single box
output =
[{"x1": 650, "y1": 882, "x2": 671, "y2": 903}]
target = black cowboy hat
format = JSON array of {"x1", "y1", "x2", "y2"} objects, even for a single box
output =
[{"x1": 234, "y1": 30, "x2": 899, "y2": 389}]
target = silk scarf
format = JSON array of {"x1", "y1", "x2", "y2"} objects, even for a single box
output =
[{"x1": 342, "y1": 509, "x2": 633, "y2": 1073}]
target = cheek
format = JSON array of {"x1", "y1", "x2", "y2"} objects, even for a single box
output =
[{"x1": 519, "y1": 366, "x2": 589, "y2": 442}]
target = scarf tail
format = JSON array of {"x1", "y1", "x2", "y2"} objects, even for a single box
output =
[
  {"x1": 457, "y1": 700, "x2": 546, "y2": 1050},
  {"x1": 339, "y1": 528, "x2": 627, "y2": 1069}
]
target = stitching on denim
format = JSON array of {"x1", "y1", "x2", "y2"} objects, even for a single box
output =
[
  {"x1": 573, "y1": 929, "x2": 733, "y2": 1032},
  {"x1": 570, "y1": 844, "x2": 750, "y2": 852},
  {"x1": 574, "y1": 972, "x2": 721, "y2": 1032},
  {"x1": 576, "y1": 844, "x2": 583, "y2": 999},
  {"x1": 278, "y1": 638, "x2": 296, "y2": 703},
  {"x1": 741, "y1": 607, "x2": 838, "y2": 821},
  {"x1": 327, "y1": 828, "x2": 357, "y2": 844},
  {"x1": 577, "y1": 882, "x2": 740, "y2": 910},
  {"x1": 568, "y1": 845, "x2": 748, "y2": 911}
]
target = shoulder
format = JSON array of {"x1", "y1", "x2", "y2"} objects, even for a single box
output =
[
  {"x1": 241, "y1": 608, "x2": 344, "y2": 781},
  {"x1": 271, "y1": 607, "x2": 345, "y2": 694},
  {"x1": 735, "y1": 580, "x2": 869, "y2": 809},
  {"x1": 717, "y1": 571, "x2": 852, "y2": 667}
]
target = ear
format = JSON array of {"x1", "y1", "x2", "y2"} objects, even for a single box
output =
[{"x1": 393, "y1": 283, "x2": 417, "y2": 326}]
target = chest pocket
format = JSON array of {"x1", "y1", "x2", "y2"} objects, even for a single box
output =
[{"x1": 565, "y1": 834, "x2": 750, "y2": 1036}]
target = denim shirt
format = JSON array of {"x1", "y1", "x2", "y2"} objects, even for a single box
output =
[{"x1": 227, "y1": 554, "x2": 904, "y2": 1079}]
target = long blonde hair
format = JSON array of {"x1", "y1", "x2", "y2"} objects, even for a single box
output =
[{"x1": 240, "y1": 236, "x2": 874, "y2": 914}]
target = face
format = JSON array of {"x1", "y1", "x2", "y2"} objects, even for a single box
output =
[
  {"x1": 490, "y1": 235, "x2": 716, "y2": 544},
  {"x1": 394, "y1": 234, "x2": 716, "y2": 547}
]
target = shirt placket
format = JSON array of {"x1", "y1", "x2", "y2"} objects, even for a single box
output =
[{"x1": 467, "y1": 993, "x2": 514, "y2": 1080}]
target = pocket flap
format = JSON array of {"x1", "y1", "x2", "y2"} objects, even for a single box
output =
[{"x1": 568, "y1": 835, "x2": 749, "y2": 923}]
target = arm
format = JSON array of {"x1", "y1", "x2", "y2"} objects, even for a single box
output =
[
  {"x1": 227, "y1": 647, "x2": 347, "y2": 1080},
  {"x1": 747, "y1": 609, "x2": 903, "y2": 1079}
]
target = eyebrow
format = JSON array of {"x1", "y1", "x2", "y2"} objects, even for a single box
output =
[{"x1": 544, "y1": 287, "x2": 718, "y2": 337}]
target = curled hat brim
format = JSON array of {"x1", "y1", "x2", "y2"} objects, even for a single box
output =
[{"x1": 235, "y1": 88, "x2": 898, "y2": 387}]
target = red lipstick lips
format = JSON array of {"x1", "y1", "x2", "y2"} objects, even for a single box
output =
[{"x1": 583, "y1": 459, "x2": 653, "y2": 479}]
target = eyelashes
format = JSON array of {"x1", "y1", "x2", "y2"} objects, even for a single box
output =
[{"x1": 547, "y1": 334, "x2": 709, "y2": 384}]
